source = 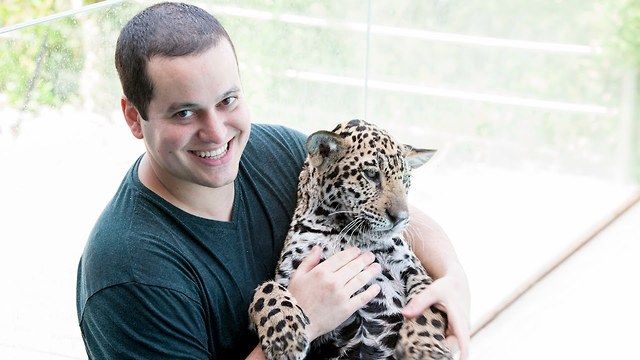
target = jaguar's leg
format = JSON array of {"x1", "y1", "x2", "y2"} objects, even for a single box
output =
[
  {"x1": 249, "y1": 281, "x2": 310, "y2": 360},
  {"x1": 395, "y1": 264, "x2": 452, "y2": 360}
]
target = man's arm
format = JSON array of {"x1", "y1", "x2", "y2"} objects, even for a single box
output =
[
  {"x1": 80, "y1": 283, "x2": 211, "y2": 359},
  {"x1": 246, "y1": 345, "x2": 266, "y2": 360},
  {"x1": 403, "y1": 204, "x2": 471, "y2": 360}
]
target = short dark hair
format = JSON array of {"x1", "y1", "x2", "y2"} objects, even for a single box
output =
[{"x1": 115, "y1": 2, "x2": 236, "y2": 119}]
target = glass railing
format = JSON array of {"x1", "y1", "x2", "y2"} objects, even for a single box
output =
[{"x1": 1, "y1": 1, "x2": 638, "y2": 358}]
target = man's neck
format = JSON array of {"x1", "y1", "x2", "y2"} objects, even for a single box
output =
[{"x1": 137, "y1": 154, "x2": 235, "y2": 221}]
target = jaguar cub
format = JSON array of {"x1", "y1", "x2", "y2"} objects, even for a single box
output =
[{"x1": 249, "y1": 120, "x2": 451, "y2": 360}]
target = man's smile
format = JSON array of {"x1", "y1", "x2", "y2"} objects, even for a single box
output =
[{"x1": 190, "y1": 142, "x2": 229, "y2": 160}]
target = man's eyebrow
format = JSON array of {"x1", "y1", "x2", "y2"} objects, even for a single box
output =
[
  {"x1": 219, "y1": 86, "x2": 241, "y2": 101},
  {"x1": 164, "y1": 87, "x2": 241, "y2": 113},
  {"x1": 166, "y1": 102, "x2": 199, "y2": 114}
]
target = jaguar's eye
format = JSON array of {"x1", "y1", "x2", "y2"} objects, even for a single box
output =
[{"x1": 364, "y1": 168, "x2": 380, "y2": 181}]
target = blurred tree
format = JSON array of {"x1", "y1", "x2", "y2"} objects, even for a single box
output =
[
  {"x1": 618, "y1": 0, "x2": 640, "y2": 69},
  {"x1": 615, "y1": 0, "x2": 640, "y2": 183},
  {"x1": 0, "y1": 1, "x2": 88, "y2": 111}
]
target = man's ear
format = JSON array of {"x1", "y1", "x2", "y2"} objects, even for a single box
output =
[
  {"x1": 305, "y1": 130, "x2": 346, "y2": 170},
  {"x1": 121, "y1": 96, "x2": 144, "y2": 139}
]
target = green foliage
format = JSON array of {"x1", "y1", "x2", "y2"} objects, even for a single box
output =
[
  {"x1": 0, "y1": 19, "x2": 83, "y2": 108},
  {"x1": 0, "y1": 1, "x2": 101, "y2": 109},
  {"x1": 1, "y1": 0, "x2": 639, "y2": 181},
  {"x1": 618, "y1": 0, "x2": 640, "y2": 69},
  {"x1": 1, "y1": 0, "x2": 56, "y2": 27}
]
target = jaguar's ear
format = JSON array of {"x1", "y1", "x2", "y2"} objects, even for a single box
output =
[
  {"x1": 404, "y1": 145, "x2": 436, "y2": 169},
  {"x1": 306, "y1": 130, "x2": 346, "y2": 170}
]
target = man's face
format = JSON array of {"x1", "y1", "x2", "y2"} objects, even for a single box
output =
[{"x1": 139, "y1": 39, "x2": 251, "y2": 191}]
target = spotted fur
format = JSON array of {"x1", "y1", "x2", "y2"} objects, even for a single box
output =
[{"x1": 249, "y1": 120, "x2": 451, "y2": 359}]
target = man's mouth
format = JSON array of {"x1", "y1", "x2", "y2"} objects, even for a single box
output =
[{"x1": 191, "y1": 143, "x2": 229, "y2": 160}]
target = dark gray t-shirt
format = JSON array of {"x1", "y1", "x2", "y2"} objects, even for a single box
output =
[{"x1": 76, "y1": 123, "x2": 307, "y2": 359}]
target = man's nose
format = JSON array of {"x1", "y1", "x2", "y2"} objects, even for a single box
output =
[{"x1": 198, "y1": 112, "x2": 227, "y2": 143}]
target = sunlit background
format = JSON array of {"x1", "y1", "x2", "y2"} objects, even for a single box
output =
[{"x1": 1, "y1": 1, "x2": 639, "y2": 359}]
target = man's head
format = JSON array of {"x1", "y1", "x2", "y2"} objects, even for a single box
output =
[
  {"x1": 118, "y1": 2, "x2": 251, "y2": 204},
  {"x1": 115, "y1": 2, "x2": 237, "y2": 120}
]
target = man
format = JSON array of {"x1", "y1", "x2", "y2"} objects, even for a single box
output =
[{"x1": 76, "y1": 2, "x2": 470, "y2": 359}]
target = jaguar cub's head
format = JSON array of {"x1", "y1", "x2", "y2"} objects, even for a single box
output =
[{"x1": 305, "y1": 119, "x2": 435, "y2": 244}]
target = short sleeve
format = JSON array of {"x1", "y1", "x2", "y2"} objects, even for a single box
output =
[{"x1": 80, "y1": 283, "x2": 211, "y2": 360}]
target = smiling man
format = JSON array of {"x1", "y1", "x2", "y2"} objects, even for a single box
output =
[
  {"x1": 124, "y1": 38, "x2": 250, "y2": 221},
  {"x1": 76, "y1": 2, "x2": 470, "y2": 359}
]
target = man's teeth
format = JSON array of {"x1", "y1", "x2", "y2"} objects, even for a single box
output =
[{"x1": 194, "y1": 144, "x2": 228, "y2": 159}]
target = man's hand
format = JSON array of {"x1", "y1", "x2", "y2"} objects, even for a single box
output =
[
  {"x1": 287, "y1": 246, "x2": 381, "y2": 341},
  {"x1": 402, "y1": 273, "x2": 471, "y2": 360},
  {"x1": 404, "y1": 204, "x2": 471, "y2": 360}
]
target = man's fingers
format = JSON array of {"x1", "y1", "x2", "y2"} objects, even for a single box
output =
[
  {"x1": 348, "y1": 283, "x2": 381, "y2": 312},
  {"x1": 335, "y1": 251, "x2": 377, "y2": 283},
  {"x1": 402, "y1": 285, "x2": 470, "y2": 360},
  {"x1": 446, "y1": 312, "x2": 470, "y2": 360},
  {"x1": 288, "y1": 247, "x2": 382, "y2": 339},
  {"x1": 343, "y1": 262, "x2": 381, "y2": 295},
  {"x1": 456, "y1": 334, "x2": 470, "y2": 360},
  {"x1": 318, "y1": 247, "x2": 362, "y2": 272},
  {"x1": 446, "y1": 333, "x2": 470, "y2": 360},
  {"x1": 402, "y1": 288, "x2": 439, "y2": 318},
  {"x1": 295, "y1": 245, "x2": 322, "y2": 274},
  {"x1": 445, "y1": 334, "x2": 460, "y2": 357}
]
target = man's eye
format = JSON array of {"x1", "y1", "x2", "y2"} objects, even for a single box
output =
[
  {"x1": 221, "y1": 97, "x2": 237, "y2": 106},
  {"x1": 175, "y1": 110, "x2": 194, "y2": 118}
]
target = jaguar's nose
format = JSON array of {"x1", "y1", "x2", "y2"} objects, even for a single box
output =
[{"x1": 386, "y1": 209, "x2": 409, "y2": 226}]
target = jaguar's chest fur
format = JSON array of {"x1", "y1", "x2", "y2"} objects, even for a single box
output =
[{"x1": 250, "y1": 120, "x2": 451, "y2": 360}]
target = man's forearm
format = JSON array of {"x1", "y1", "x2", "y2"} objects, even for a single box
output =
[
  {"x1": 404, "y1": 203, "x2": 472, "y2": 360},
  {"x1": 246, "y1": 345, "x2": 266, "y2": 360},
  {"x1": 406, "y1": 204, "x2": 465, "y2": 280}
]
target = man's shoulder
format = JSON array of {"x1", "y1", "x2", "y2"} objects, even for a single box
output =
[
  {"x1": 250, "y1": 122, "x2": 306, "y2": 151},
  {"x1": 83, "y1": 193, "x2": 193, "y2": 281},
  {"x1": 250, "y1": 122, "x2": 303, "y2": 134},
  {"x1": 249, "y1": 123, "x2": 306, "y2": 145},
  {"x1": 78, "y1": 165, "x2": 196, "y2": 304}
]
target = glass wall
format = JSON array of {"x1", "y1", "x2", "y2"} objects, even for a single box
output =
[{"x1": 1, "y1": 0, "x2": 638, "y2": 358}]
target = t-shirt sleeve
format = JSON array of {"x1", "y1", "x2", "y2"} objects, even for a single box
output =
[{"x1": 80, "y1": 283, "x2": 211, "y2": 360}]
